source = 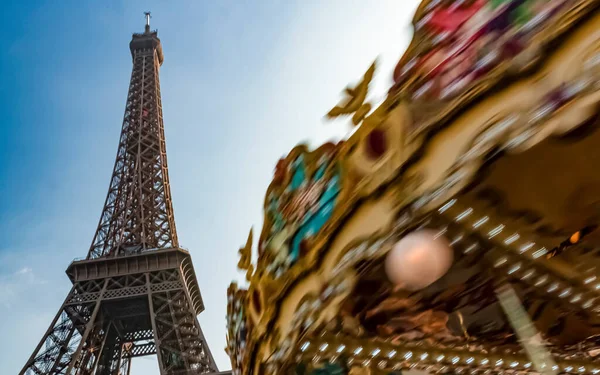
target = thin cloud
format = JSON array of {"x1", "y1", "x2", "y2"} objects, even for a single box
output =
[
  {"x1": 15, "y1": 267, "x2": 32, "y2": 275},
  {"x1": 0, "y1": 267, "x2": 47, "y2": 307}
]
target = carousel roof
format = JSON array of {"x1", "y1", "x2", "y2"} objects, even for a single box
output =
[{"x1": 226, "y1": 1, "x2": 600, "y2": 374}]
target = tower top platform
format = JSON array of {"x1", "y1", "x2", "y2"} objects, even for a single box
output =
[{"x1": 129, "y1": 13, "x2": 164, "y2": 65}]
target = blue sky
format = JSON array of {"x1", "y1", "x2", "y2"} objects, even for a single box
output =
[{"x1": 0, "y1": 0, "x2": 418, "y2": 373}]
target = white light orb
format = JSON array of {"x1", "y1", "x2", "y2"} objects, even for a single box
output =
[{"x1": 385, "y1": 229, "x2": 453, "y2": 290}]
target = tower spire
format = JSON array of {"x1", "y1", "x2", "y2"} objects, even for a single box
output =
[
  {"x1": 144, "y1": 11, "x2": 151, "y2": 33},
  {"x1": 89, "y1": 14, "x2": 171, "y2": 258}
]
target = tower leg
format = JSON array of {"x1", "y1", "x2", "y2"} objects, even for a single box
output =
[
  {"x1": 148, "y1": 269, "x2": 218, "y2": 374},
  {"x1": 65, "y1": 280, "x2": 108, "y2": 374},
  {"x1": 88, "y1": 323, "x2": 111, "y2": 373},
  {"x1": 20, "y1": 287, "x2": 75, "y2": 375},
  {"x1": 147, "y1": 273, "x2": 167, "y2": 375},
  {"x1": 20, "y1": 279, "x2": 107, "y2": 375},
  {"x1": 95, "y1": 323, "x2": 121, "y2": 375}
]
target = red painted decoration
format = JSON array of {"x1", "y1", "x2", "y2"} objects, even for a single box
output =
[{"x1": 366, "y1": 128, "x2": 387, "y2": 159}]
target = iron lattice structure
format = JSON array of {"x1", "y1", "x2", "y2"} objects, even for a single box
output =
[
  {"x1": 88, "y1": 20, "x2": 177, "y2": 260},
  {"x1": 20, "y1": 17, "x2": 220, "y2": 375}
]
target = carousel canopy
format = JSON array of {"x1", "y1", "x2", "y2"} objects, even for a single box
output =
[{"x1": 226, "y1": 1, "x2": 600, "y2": 374}]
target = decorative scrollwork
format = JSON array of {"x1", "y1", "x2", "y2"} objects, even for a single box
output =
[
  {"x1": 413, "y1": 49, "x2": 600, "y2": 212},
  {"x1": 238, "y1": 229, "x2": 254, "y2": 282},
  {"x1": 327, "y1": 61, "x2": 376, "y2": 126},
  {"x1": 226, "y1": 283, "x2": 252, "y2": 375}
]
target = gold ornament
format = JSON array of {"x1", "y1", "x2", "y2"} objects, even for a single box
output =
[
  {"x1": 238, "y1": 229, "x2": 254, "y2": 281},
  {"x1": 327, "y1": 61, "x2": 376, "y2": 126}
]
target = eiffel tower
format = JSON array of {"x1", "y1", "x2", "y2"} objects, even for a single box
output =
[{"x1": 20, "y1": 13, "x2": 221, "y2": 375}]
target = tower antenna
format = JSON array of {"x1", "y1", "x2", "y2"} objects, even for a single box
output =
[{"x1": 144, "y1": 11, "x2": 151, "y2": 32}]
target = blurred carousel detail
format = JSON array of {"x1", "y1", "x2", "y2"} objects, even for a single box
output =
[{"x1": 226, "y1": 1, "x2": 600, "y2": 374}]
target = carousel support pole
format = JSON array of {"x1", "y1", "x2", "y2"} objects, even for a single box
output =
[{"x1": 496, "y1": 283, "x2": 558, "y2": 375}]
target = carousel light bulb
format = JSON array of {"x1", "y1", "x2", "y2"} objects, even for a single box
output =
[
  {"x1": 473, "y1": 216, "x2": 489, "y2": 228},
  {"x1": 438, "y1": 199, "x2": 457, "y2": 213},
  {"x1": 533, "y1": 247, "x2": 548, "y2": 258},
  {"x1": 385, "y1": 229, "x2": 453, "y2": 290},
  {"x1": 520, "y1": 242, "x2": 535, "y2": 253},
  {"x1": 464, "y1": 243, "x2": 478, "y2": 254},
  {"x1": 559, "y1": 288, "x2": 571, "y2": 297},
  {"x1": 456, "y1": 208, "x2": 473, "y2": 221},
  {"x1": 504, "y1": 233, "x2": 520, "y2": 245},
  {"x1": 522, "y1": 269, "x2": 535, "y2": 280}
]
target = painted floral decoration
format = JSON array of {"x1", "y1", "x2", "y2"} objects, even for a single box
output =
[
  {"x1": 263, "y1": 151, "x2": 341, "y2": 277},
  {"x1": 394, "y1": 0, "x2": 569, "y2": 100},
  {"x1": 226, "y1": 284, "x2": 250, "y2": 375}
]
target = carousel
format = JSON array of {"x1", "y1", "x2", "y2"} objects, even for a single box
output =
[{"x1": 226, "y1": 0, "x2": 600, "y2": 374}]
